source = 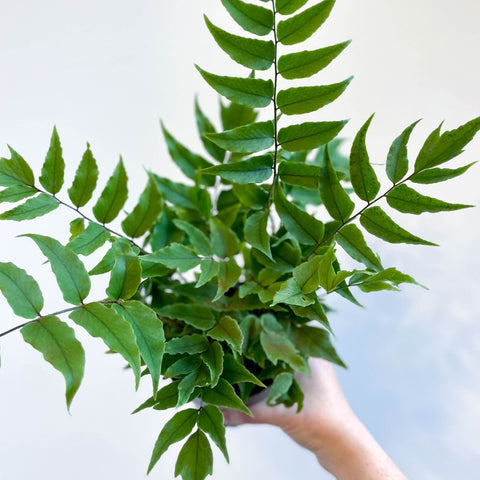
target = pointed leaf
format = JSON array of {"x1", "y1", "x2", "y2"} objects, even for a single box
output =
[
  {"x1": 210, "y1": 218, "x2": 240, "y2": 258},
  {"x1": 22, "y1": 234, "x2": 90, "y2": 305},
  {"x1": 165, "y1": 334, "x2": 210, "y2": 355},
  {"x1": 194, "y1": 99, "x2": 225, "y2": 163},
  {"x1": 201, "y1": 378, "x2": 252, "y2": 415},
  {"x1": 67, "y1": 222, "x2": 110, "y2": 256},
  {"x1": 164, "y1": 356, "x2": 203, "y2": 379},
  {"x1": 106, "y1": 239, "x2": 142, "y2": 300},
  {"x1": 221, "y1": 354, "x2": 264, "y2": 386},
  {"x1": 274, "y1": 182, "x2": 324, "y2": 244},
  {"x1": 205, "y1": 16, "x2": 275, "y2": 70},
  {"x1": 174, "y1": 430, "x2": 213, "y2": 480},
  {"x1": 92, "y1": 158, "x2": 128, "y2": 224},
  {"x1": 147, "y1": 409, "x2": 198, "y2": 474},
  {"x1": 0, "y1": 262, "x2": 43, "y2": 319},
  {"x1": 277, "y1": 78, "x2": 352, "y2": 115},
  {"x1": 0, "y1": 184, "x2": 36, "y2": 203},
  {"x1": 221, "y1": 0, "x2": 273, "y2": 36},
  {"x1": 278, "y1": 162, "x2": 321, "y2": 189},
  {"x1": 0, "y1": 147, "x2": 34, "y2": 187},
  {"x1": 68, "y1": 143, "x2": 99, "y2": 207},
  {"x1": 113, "y1": 301, "x2": 165, "y2": 396},
  {"x1": 277, "y1": 0, "x2": 335, "y2": 45},
  {"x1": 177, "y1": 367, "x2": 210, "y2": 407},
  {"x1": 319, "y1": 145, "x2": 355, "y2": 221},
  {"x1": 196, "y1": 258, "x2": 220, "y2": 288},
  {"x1": 386, "y1": 120, "x2": 420, "y2": 183},
  {"x1": 213, "y1": 259, "x2": 242, "y2": 302},
  {"x1": 272, "y1": 277, "x2": 315, "y2": 307},
  {"x1": 411, "y1": 162, "x2": 476, "y2": 184},
  {"x1": 350, "y1": 115, "x2": 380, "y2": 202},
  {"x1": 275, "y1": 0, "x2": 308, "y2": 15},
  {"x1": 386, "y1": 184, "x2": 472, "y2": 214},
  {"x1": 203, "y1": 154, "x2": 273, "y2": 184},
  {"x1": 156, "y1": 304, "x2": 215, "y2": 330},
  {"x1": 39, "y1": 126, "x2": 65, "y2": 194},
  {"x1": 201, "y1": 341, "x2": 224, "y2": 388},
  {"x1": 267, "y1": 372, "x2": 293, "y2": 405},
  {"x1": 0, "y1": 193, "x2": 59, "y2": 221},
  {"x1": 278, "y1": 41, "x2": 351, "y2": 79},
  {"x1": 245, "y1": 209, "x2": 271, "y2": 258},
  {"x1": 220, "y1": 100, "x2": 258, "y2": 131},
  {"x1": 233, "y1": 183, "x2": 268, "y2": 209},
  {"x1": 208, "y1": 316, "x2": 244, "y2": 354},
  {"x1": 152, "y1": 176, "x2": 194, "y2": 209},
  {"x1": 198, "y1": 405, "x2": 229, "y2": 461},
  {"x1": 21, "y1": 316, "x2": 84, "y2": 410},
  {"x1": 69, "y1": 302, "x2": 141, "y2": 388},
  {"x1": 278, "y1": 120, "x2": 348, "y2": 152},
  {"x1": 173, "y1": 219, "x2": 212, "y2": 256},
  {"x1": 335, "y1": 224, "x2": 382, "y2": 270},
  {"x1": 206, "y1": 121, "x2": 274, "y2": 154},
  {"x1": 360, "y1": 206, "x2": 437, "y2": 246},
  {"x1": 141, "y1": 244, "x2": 201, "y2": 273},
  {"x1": 89, "y1": 245, "x2": 116, "y2": 276}
]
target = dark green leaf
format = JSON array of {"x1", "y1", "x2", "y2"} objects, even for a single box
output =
[
  {"x1": 221, "y1": 0, "x2": 273, "y2": 36},
  {"x1": 69, "y1": 302, "x2": 141, "y2": 388},
  {"x1": 178, "y1": 367, "x2": 210, "y2": 407},
  {"x1": 92, "y1": 158, "x2": 128, "y2": 224},
  {"x1": 141, "y1": 244, "x2": 201, "y2": 273},
  {"x1": 194, "y1": 99, "x2": 225, "y2": 163},
  {"x1": 174, "y1": 430, "x2": 213, "y2": 480},
  {"x1": 350, "y1": 115, "x2": 380, "y2": 202},
  {"x1": 205, "y1": 16, "x2": 275, "y2": 70},
  {"x1": 22, "y1": 234, "x2": 91, "y2": 305},
  {"x1": 319, "y1": 145, "x2": 355, "y2": 221},
  {"x1": 68, "y1": 143, "x2": 99, "y2": 208},
  {"x1": 164, "y1": 356, "x2": 202, "y2": 379},
  {"x1": 106, "y1": 239, "x2": 142, "y2": 300},
  {"x1": 278, "y1": 162, "x2": 321, "y2": 189},
  {"x1": 214, "y1": 259, "x2": 242, "y2": 301},
  {"x1": 222, "y1": 354, "x2": 264, "y2": 386},
  {"x1": 152, "y1": 176, "x2": 194, "y2": 209},
  {"x1": 147, "y1": 409, "x2": 198, "y2": 474},
  {"x1": 67, "y1": 222, "x2": 110, "y2": 256},
  {"x1": 233, "y1": 183, "x2": 268, "y2": 209},
  {"x1": 360, "y1": 206, "x2": 437, "y2": 246},
  {"x1": 208, "y1": 316, "x2": 244, "y2": 354},
  {"x1": 411, "y1": 162, "x2": 476, "y2": 184},
  {"x1": 21, "y1": 316, "x2": 84, "y2": 410},
  {"x1": 0, "y1": 262, "x2": 43, "y2": 319},
  {"x1": 291, "y1": 300, "x2": 331, "y2": 331},
  {"x1": 165, "y1": 334, "x2": 210, "y2": 355},
  {"x1": 201, "y1": 341, "x2": 224, "y2": 388},
  {"x1": 0, "y1": 193, "x2": 59, "y2": 221},
  {"x1": 206, "y1": 121, "x2": 274, "y2": 154},
  {"x1": 210, "y1": 218, "x2": 240, "y2": 258},
  {"x1": 89, "y1": 244, "x2": 116, "y2": 276},
  {"x1": 196, "y1": 258, "x2": 220, "y2": 288},
  {"x1": 277, "y1": 78, "x2": 352, "y2": 115},
  {"x1": 278, "y1": 41, "x2": 351, "y2": 79},
  {"x1": 0, "y1": 147, "x2": 34, "y2": 187},
  {"x1": 415, "y1": 117, "x2": 480, "y2": 171},
  {"x1": 386, "y1": 184, "x2": 472, "y2": 214},
  {"x1": 386, "y1": 120, "x2": 420, "y2": 183},
  {"x1": 275, "y1": 0, "x2": 308, "y2": 15},
  {"x1": 121, "y1": 178, "x2": 162, "y2": 238},
  {"x1": 201, "y1": 378, "x2": 252, "y2": 415},
  {"x1": 274, "y1": 182, "x2": 324, "y2": 244},
  {"x1": 245, "y1": 209, "x2": 272, "y2": 258},
  {"x1": 267, "y1": 372, "x2": 293, "y2": 405},
  {"x1": 39, "y1": 126, "x2": 65, "y2": 194},
  {"x1": 202, "y1": 154, "x2": 273, "y2": 183},
  {"x1": 113, "y1": 301, "x2": 165, "y2": 396},
  {"x1": 198, "y1": 405, "x2": 229, "y2": 461},
  {"x1": 278, "y1": 121, "x2": 347, "y2": 151},
  {"x1": 220, "y1": 100, "x2": 258, "y2": 131},
  {"x1": 173, "y1": 219, "x2": 212, "y2": 256},
  {"x1": 277, "y1": 0, "x2": 335, "y2": 45},
  {"x1": 0, "y1": 184, "x2": 36, "y2": 203},
  {"x1": 156, "y1": 304, "x2": 215, "y2": 330}
]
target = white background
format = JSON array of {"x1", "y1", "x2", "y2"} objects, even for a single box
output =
[{"x1": 0, "y1": 1, "x2": 479, "y2": 479}]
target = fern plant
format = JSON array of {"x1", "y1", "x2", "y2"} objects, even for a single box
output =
[{"x1": 0, "y1": 0, "x2": 478, "y2": 478}]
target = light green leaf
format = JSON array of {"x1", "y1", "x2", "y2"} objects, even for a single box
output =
[
  {"x1": 69, "y1": 218, "x2": 85, "y2": 242},
  {"x1": 106, "y1": 239, "x2": 142, "y2": 300},
  {"x1": 21, "y1": 316, "x2": 84, "y2": 410},
  {"x1": 0, "y1": 147, "x2": 34, "y2": 187},
  {"x1": 208, "y1": 316, "x2": 244, "y2": 354},
  {"x1": 67, "y1": 222, "x2": 110, "y2": 255},
  {"x1": 233, "y1": 183, "x2": 268, "y2": 209},
  {"x1": 278, "y1": 121, "x2": 347, "y2": 151},
  {"x1": 277, "y1": 78, "x2": 352, "y2": 115},
  {"x1": 293, "y1": 255, "x2": 326, "y2": 294},
  {"x1": 277, "y1": 0, "x2": 335, "y2": 45},
  {"x1": 0, "y1": 193, "x2": 59, "y2": 221},
  {"x1": 214, "y1": 259, "x2": 242, "y2": 302},
  {"x1": 415, "y1": 117, "x2": 480, "y2": 171},
  {"x1": 201, "y1": 341, "x2": 224, "y2": 388},
  {"x1": 210, "y1": 218, "x2": 240, "y2": 259},
  {"x1": 0, "y1": 262, "x2": 43, "y2": 319},
  {"x1": 335, "y1": 224, "x2": 382, "y2": 270},
  {"x1": 278, "y1": 41, "x2": 351, "y2": 79},
  {"x1": 267, "y1": 372, "x2": 293, "y2": 405},
  {"x1": 141, "y1": 244, "x2": 201, "y2": 273},
  {"x1": 358, "y1": 267, "x2": 422, "y2": 291},
  {"x1": 173, "y1": 219, "x2": 212, "y2": 256},
  {"x1": 22, "y1": 234, "x2": 90, "y2": 305},
  {"x1": 92, "y1": 158, "x2": 128, "y2": 224},
  {"x1": 201, "y1": 378, "x2": 252, "y2": 415},
  {"x1": 360, "y1": 206, "x2": 437, "y2": 246},
  {"x1": 411, "y1": 162, "x2": 476, "y2": 184},
  {"x1": 153, "y1": 176, "x2": 195, "y2": 209},
  {"x1": 274, "y1": 182, "x2": 324, "y2": 244},
  {"x1": 0, "y1": 184, "x2": 36, "y2": 203},
  {"x1": 198, "y1": 405, "x2": 229, "y2": 461},
  {"x1": 386, "y1": 184, "x2": 472, "y2": 214},
  {"x1": 386, "y1": 120, "x2": 420, "y2": 183},
  {"x1": 196, "y1": 258, "x2": 220, "y2": 288},
  {"x1": 202, "y1": 154, "x2": 273, "y2": 183},
  {"x1": 121, "y1": 178, "x2": 162, "y2": 238},
  {"x1": 69, "y1": 302, "x2": 141, "y2": 388},
  {"x1": 221, "y1": 354, "x2": 264, "y2": 386},
  {"x1": 220, "y1": 99, "x2": 258, "y2": 131},
  {"x1": 156, "y1": 304, "x2": 215, "y2": 330},
  {"x1": 291, "y1": 300, "x2": 331, "y2": 331},
  {"x1": 194, "y1": 99, "x2": 225, "y2": 163},
  {"x1": 319, "y1": 145, "x2": 355, "y2": 221},
  {"x1": 206, "y1": 121, "x2": 274, "y2": 154},
  {"x1": 113, "y1": 301, "x2": 165, "y2": 396},
  {"x1": 174, "y1": 430, "x2": 213, "y2": 480},
  {"x1": 89, "y1": 244, "x2": 116, "y2": 276},
  {"x1": 275, "y1": 0, "x2": 308, "y2": 15},
  {"x1": 68, "y1": 143, "x2": 99, "y2": 208},
  {"x1": 147, "y1": 409, "x2": 198, "y2": 474},
  {"x1": 165, "y1": 334, "x2": 210, "y2": 355},
  {"x1": 350, "y1": 115, "x2": 380, "y2": 202},
  {"x1": 278, "y1": 162, "x2": 321, "y2": 189},
  {"x1": 205, "y1": 16, "x2": 275, "y2": 70},
  {"x1": 245, "y1": 209, "x2": 272, "y2": 258},
  {"x1": 39, "y1": 126, "x2": 65, "y2": 194},
  {"x1": 272, "y1": 277, "x2": 315, "y2": 307},
  {"x1": 221, "y1": 0, "x2": 273, "y2": 36}
]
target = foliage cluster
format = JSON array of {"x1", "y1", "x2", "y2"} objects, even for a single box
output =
[{"x1": 0, "y1": 0, "x2": 478, "y2": 478}]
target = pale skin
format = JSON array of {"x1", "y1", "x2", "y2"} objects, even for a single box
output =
[{"x1": 223, "y1": 358, "x2": 408, "y2": 480}]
